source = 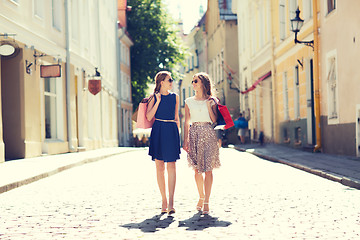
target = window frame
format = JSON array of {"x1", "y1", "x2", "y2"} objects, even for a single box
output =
[{"x1": 326, "y1": 50, "x2": 339, "y2": 124}]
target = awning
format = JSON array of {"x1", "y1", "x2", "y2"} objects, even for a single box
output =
[{"x1": 241, "y1": 71, "x2": 271, "y2": 94}]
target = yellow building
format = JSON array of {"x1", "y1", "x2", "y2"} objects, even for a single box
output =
[
  {"x1": 234, "y1": 0, "x2": 318, "y2": 147},
  {"x1": 206, "y1": 0, "x2": 239, "y2": 143},
  {"x1": 273, "y1": 0, "x2": 318, "y2": 149}
]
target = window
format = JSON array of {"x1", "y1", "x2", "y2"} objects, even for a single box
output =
[
  {"x1": 182, "y1": 88, "x2": 186, "y2": 107},
  {"x1": 191, "y1": 55, "x2": 194, "y2": 70},
  {"x1": 52, "y1": 0, "x2": 62, "y2": 31},
  {"x1": 195, "y1": 50, "x2": 199, "y2": 68},
  {"x1": 259, "y1": 6, "x2": 264, "y2": 47},
  {"x1": 71, "y1": 0, "x2": 79, "y2": 40},
  {"x1": 283, "y1": 72, "x2": 289, "y2": 120},
  {"x1": 327, "y1": 55, "x2": 338, "y2": 120},
  {"x1": 221, "y1": 50, "x2": 224, "y2": 81},
  {"x1": 279, "y1": 0, "x2": 286, "y2": 40},
  {"x1": 294, "y1": 65, "x2": 300, "y2": 119},
  {"x1": 303, "y1": 0, "x2": 313, "y2": 21},
  {"x1": 34, "y1": 0, "x2": 44, "y2": 19},
  {"x1": 289, "y1": 0, "x2": 298, "y2": 29},
  {"x1": 327, "y1": 0, "x2": 336, "y2": 14},
  {"x1": 217, "y1": 55, "x2": 221, "y2": 83},
  {"x1": 44, "y1": 78, "x2": 64, "y2": 139}
]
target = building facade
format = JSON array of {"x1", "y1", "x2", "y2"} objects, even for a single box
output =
[
  {"x1": 319, "y1": 0, "x2": 360, "y2": 156},
  {"x1": 118, "y1": 0, "x2": 133, "y2": 147},
  {"x1": 0, "y1": 0, "x2": 122, "y2": 162}
]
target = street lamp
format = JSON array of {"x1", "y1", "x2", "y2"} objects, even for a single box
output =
[{"x1": 290, "y1": 7, "x2": 314, "y2": 49}]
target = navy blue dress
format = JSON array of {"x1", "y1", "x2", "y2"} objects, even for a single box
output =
[{"x1": 148, "y1": 92, "x2": 180, "y2": 162}]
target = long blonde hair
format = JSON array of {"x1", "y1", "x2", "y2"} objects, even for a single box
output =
[
  {"x1": 153, "y1": 71, "x2": 171, "y2": 93},
  {"x1": 193, "y1": 72, "x2": 216, "y2": 97}
]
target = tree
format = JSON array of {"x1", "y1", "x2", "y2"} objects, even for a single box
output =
[{"x1": 127, "y1": 0, "x2": 186, "y2": 109}]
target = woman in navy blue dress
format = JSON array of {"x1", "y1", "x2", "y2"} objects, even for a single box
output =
[{"x1": 146, "y1": 71, "x2": 180, "y2": 215}]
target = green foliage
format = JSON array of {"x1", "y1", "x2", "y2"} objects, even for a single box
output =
[{"x1": 127, "y1": 0, "x2": 186, "y2": 109}]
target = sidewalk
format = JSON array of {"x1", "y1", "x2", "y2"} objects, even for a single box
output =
[
  {"x1": 232, "y1": 143, "x2": 360, "y2": 190},
  {"x1": 1, "y1": 144, "x2": 359, "y2": 196},
  {"x1": 0, "y1": 147, "x2": 142, "y2": 194}
]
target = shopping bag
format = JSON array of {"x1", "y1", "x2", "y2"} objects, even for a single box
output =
[
  {"x1": 211, "y1": 98, "x2": 234, "y2": 130},
  {"x1": 132, "y1": 95, "x2": 155, "y2": 129}
]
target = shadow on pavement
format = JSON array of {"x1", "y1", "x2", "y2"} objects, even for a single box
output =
[
  {"x1": 178, "y1": 212, "x2": 231, "y2": 231},
  {"x1": 121, "y1": 213, "x2": 175, "y2": 233}
]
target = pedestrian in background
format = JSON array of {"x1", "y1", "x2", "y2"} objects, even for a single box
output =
[
  {"x1": 235, "y1": 113, "x2": 248, "y2": 144},
  {"x1": 183, "y1": 72, "x2": 221, "y2": 215},
  {"x1": 146, "y1": 71, "x2": 180, "y2": 215}
]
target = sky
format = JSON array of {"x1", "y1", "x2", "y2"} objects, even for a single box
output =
[{"x1": 163, "y1": 0, "x2": 207, "y2": 34}]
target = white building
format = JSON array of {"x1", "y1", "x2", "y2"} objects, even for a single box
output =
[{"x1": 0, "y1": 0, "x2": 121, "y2": 162}]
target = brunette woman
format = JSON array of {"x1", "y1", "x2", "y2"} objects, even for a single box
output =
[
  {"x1": 183, "y1": 72, "x2": 220, "y2": 214},
  {"x1": 146, "y1": 71, "x2": 180, "y2": 215}
]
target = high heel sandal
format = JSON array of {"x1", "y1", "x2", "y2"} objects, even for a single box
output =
[
  {"x1": 202, "y1": 202, "x2": 209, "y2": 215},
  {"x1": 196, "y1": 198, "x2": 205, "y2": 211},
  {"x1": 168, "y1": 208, "x2": 176, "y2": 215}
]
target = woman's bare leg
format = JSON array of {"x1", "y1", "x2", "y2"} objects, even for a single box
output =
[
  {"x1": 194, "y1": 170, "x2": 205, "y2": 209},
  {"x1": 203, "y1": 171, "x2": 213, "y2": 212},
  {"x1": 167, "y1": 162, "x2": 176, "y2": 210},
  {"x1": 155, "y1": 159, "x2": 167, "y2": 211}
]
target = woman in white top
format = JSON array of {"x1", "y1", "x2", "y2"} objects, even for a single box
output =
[{"x1": 183, "y1": 72, "x2": 221, "y2": 215}]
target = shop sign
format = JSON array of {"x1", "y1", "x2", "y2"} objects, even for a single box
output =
[
  {"x1": 88, "y1": 79, "x2": 101, "y2": 95},
  {"x1": 40, "y1": 65, "x2": 61, "y2": 78}
]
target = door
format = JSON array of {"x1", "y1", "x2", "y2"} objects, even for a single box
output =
[
  {"x1": 356, "y1": 105, "x2": 360, "y2": 157},
  {"x1": 1, "y1": 53, "x2": 24, "y2": 160},
  {"x1": 306, "y1": 59, "x2": 316, "y2": 145}
]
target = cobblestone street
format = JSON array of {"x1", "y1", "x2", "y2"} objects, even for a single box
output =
[{"x1": 0, "y1": 148, "x2": 359, "y2": 239}]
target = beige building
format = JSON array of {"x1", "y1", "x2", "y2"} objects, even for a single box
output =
[
  {"x1": 233, "y1": 0, "x2": 274, "y2": 143},
  {"x1": 319, "y1": 0, "x2": 360, "y2": 156},
  {"x1": 0, "y1": 0, "x2": 121, "y2": 162}
]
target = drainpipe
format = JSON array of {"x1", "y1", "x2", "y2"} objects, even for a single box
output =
[
  {"x1": 313, "y1": 0, "x2": 321, "y2": 152},
  {"x1": 270, "y1": 2, "x2": 276, "y2": 143},
  {"x1": 117, "y1": 26, "x2": 126, "y2": 146},
  {"x1": 64, "y1": 0, "x2": 74, "y2": 151}
]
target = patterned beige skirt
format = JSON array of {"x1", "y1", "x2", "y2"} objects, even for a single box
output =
[{"x1": 188, "y1": 122, "x2": 220, "y2": 173}]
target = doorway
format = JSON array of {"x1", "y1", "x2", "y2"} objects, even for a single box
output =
[
  {"x1": 1, "y1": 52, "x2": 25, "y2": 160},
  {"x1": 306, "y1": 59, "x2": 316, "y2": 145}
]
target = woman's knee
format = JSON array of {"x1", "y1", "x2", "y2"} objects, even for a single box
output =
[
  {"x1": 155, "y1": 160, "x2": 165, "y2": 172},
  {"x1": 167, "y1": 162, "x2": 176, "y2": 171}
]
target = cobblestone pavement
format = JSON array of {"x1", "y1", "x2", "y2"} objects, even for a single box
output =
[{"x1": 0, "y1": 148, "x2": 359, "y2": 239}]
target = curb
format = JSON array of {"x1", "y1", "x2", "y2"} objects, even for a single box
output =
[
  {"x1": 233, "y1": 146, "x2": 360, "y2": 190},
  {"x1": 0, "y1": 148, "x2": 140, "y2": 195}
]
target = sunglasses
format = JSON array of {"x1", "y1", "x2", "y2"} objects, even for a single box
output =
[
  {"x1": 192, "y1": 79, "x2": 198, "y2": 84},
  {"x1": 167, "y1": 78, "x2": 174, "y2": 83}
]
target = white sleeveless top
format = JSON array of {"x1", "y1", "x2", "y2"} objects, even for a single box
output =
[{"x1": 185, "y1": 96, "x2": 215, "y2": 123}]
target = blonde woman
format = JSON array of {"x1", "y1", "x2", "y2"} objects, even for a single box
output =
[
  {"x1": 183, "y1": 72, "x2": 221, "y2": 214},
  {"x1": 146, "y1": 71, "x2": 180, "y2": 215}
]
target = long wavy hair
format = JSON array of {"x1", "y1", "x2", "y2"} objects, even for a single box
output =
[
  {"x1": 153, "y1": 71, "x2": 171, "y2": 93},
  {"x1": 193, "y1": 72, "x2": 216, "y2": 97}
]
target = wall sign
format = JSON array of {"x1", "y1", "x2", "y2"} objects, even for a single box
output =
[
  {"x1": 88, "y1": 79, "x2": 101, "y2": 95},
  {"x1": 40, "y1": 65, "x2": 61, "y2": 78}
]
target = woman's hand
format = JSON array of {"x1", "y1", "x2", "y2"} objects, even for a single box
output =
[
  {"x1": 155, "y1": 92, "x2": 161, "y2": 103},
  {"x1": 183, "y1": 138, "x2": 189, "y2": 153}
]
